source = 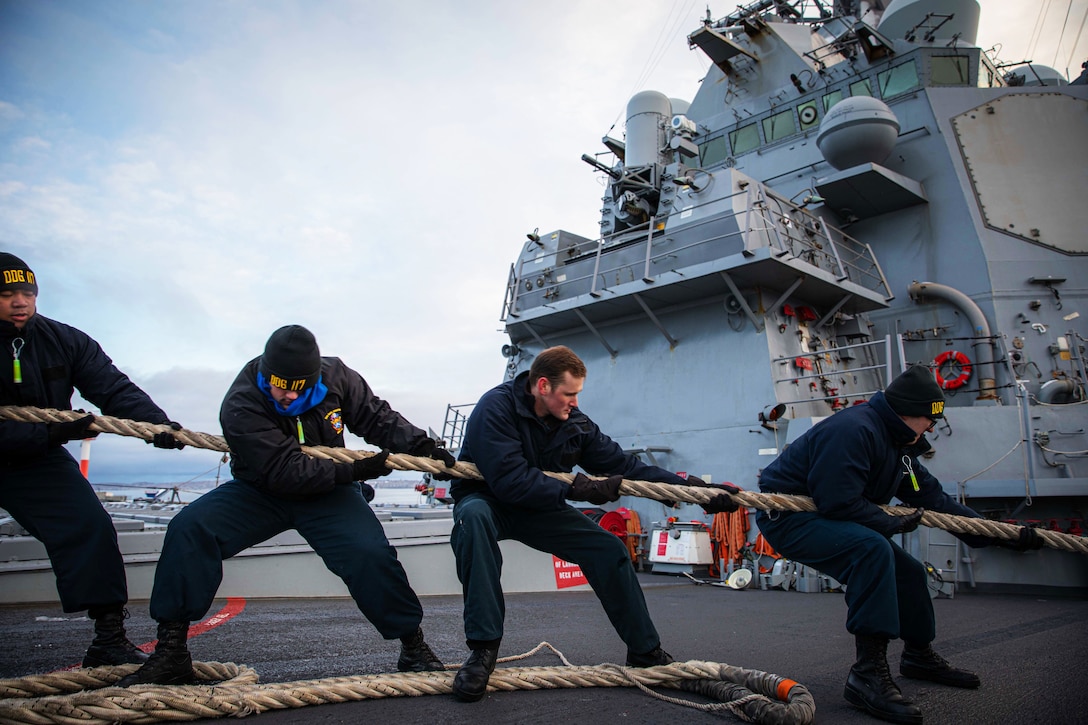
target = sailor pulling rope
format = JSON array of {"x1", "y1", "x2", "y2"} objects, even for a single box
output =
[{"x1": 1, "y1": 405, "x2": 1084, "y2": 555}]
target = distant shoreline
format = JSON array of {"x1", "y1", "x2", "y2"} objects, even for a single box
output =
[{"x1": 91, "y1": 479, "x2": 424, "y2": 490}]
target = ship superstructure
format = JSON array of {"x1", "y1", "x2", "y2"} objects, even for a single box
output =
[{"x1": 481, "y1": 0, "x2": 1087, "y2": 592}]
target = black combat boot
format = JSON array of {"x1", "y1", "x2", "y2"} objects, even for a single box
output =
[
  {"x1": 901, "y1": 641, "x2": 980, "y2": 688},
  {"x1": 397, "y1": 627, "x2": 445, "y2": 672},
  {"x1": 116, "y1": 620, "x2": 194, "y2": 687},
  {"x1": 844, "y1": 634, "x2": 923, "y2": 725},
  {"x1": 82, "y1": 606, "x2": 150, "y2": 667},
  {"x1": 626, "y1": 644, "x2": 674, "y2": 667},
  {"x1": 452, "y1": 647, "x2": 499, "y2": 702}
]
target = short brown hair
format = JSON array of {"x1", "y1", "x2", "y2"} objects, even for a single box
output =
[{"x1": 529, "y1": 346, "x2": 586, "y2": 388}]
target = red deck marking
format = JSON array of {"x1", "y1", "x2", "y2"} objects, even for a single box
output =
[
  {"x1": 145, "y1": 597, "x2": 248, "y2": 647},
  {"x1": 58, "y1": 597, "x2": 248, "y2": 671},
  {"x1": 185, "y1": 597, "x2": 247, "y2": 639}
]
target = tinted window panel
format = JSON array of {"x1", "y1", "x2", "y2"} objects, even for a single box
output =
[
  {"x1": 931, "y1": 56, "x2": 970, "y2": 85},
  {"x1": 878, "y1": 60, "x2": 920, "y2": 97},
  {"x1": 730, "y1": 124, "x2": 760, "y2": 154},
  {"x1": 762, "y1": 109, "x2": 798, "y2": 143},
  {"x1": 700, "y1": 135, "x2": 730, "y2": 166}
]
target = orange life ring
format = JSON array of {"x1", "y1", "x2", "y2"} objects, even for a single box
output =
[{"x1": 933, "y1": 350, "x2": 972, "y2": 390}]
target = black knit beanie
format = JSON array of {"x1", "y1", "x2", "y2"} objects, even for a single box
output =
[
  {"x1": 259, "y1": 325, "x2": 321, "y2": 391},
  {"x1": 884, "y1": 365, "x2": 945, "y2": 418},
  {"x1": 0, "y1": 253, "x2": 38, "y2": 294}
]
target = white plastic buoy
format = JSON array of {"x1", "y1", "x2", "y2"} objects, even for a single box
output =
[{"x1": 727, "y1": 568, "x2": 753, "y2": 590}]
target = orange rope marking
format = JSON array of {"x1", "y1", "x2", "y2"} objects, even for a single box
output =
[{"x1": 776, "y1": 678, "x2": 800, "y2": 700}]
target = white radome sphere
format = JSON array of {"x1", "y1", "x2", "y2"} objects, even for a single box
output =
[{"x1": 816, "y1": 97, "x2": 900, "y2": 170}]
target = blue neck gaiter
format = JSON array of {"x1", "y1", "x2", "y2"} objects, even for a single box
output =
[{"x1": 257, "y1": 371, "x2": 329, "y2": 417}]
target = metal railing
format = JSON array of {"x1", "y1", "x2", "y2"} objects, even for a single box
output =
[
  {"x1": 503, "y1": 182, "x2": 891, "y2": 320},
  {"x1": 439, "y1": 403, "x2": 474, "y2": 453},
  {"x1": 746, "y1": 184, "x2": 891, "y2": 293},
  {"x1": 770, "y1": 335, "x2": 898, "y2": 407}
]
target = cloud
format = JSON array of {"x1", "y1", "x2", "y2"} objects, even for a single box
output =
[
  {"x1": 0, "y1": 100, "x2": 25, "y2": 121},
  {"x1": 3, "y1": 0, "x2": 1079, "y2": 485},
  {"x1": 13, "y1": 136, "x2": 50, "y2": 153}
]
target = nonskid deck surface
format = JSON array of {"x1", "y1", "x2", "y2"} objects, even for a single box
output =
[{"x1": 3, "y1": 574, "x2": 1086, "y2": 724}]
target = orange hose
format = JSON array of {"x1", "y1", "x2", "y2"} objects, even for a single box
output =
[
  {"x1": 624, "y1": 508, "x2": 643, "y2": 564},
  {"x1": 751, "y1": 532, "x2": 781, "y2": 573},
  {"x1": 709, "y1": 508, "x2": 750, "y2": 577}
]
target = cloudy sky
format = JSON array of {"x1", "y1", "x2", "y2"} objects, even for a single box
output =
[{"x1": 2, "y1": 0, "x2": 1085, "y2": 484}]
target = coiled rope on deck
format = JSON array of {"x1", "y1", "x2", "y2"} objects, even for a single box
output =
[
  {"x1": 1, "y1": 405, "x2": 1085, "y2": 555},
  {"x1": 0, "y1": 646, "x2": 816, "y2": 725}
]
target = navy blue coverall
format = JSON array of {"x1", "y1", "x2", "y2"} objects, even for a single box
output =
[
  {"x1": 0, "y1": 314, "x2": 173, "y2": 612},
  {"x1": 148, "y1": 356, "x2": 435, "y2": 639},
  {"x1": 450, "y1": 371, "x2": 693, "y2": 653},
  {"x1": 756, "y1": 391, "x2": 989, "y2": 641}
]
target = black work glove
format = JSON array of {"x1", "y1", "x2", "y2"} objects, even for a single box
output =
[
  {"x1": 686, "y1": 480, "x2": 741, "y2": 514},
  {"x1": 149, "y1": 421, "x2": 186, "y2": 450},
  {"x1": 567, "y1": 473, "x2": 623, "y2": 505},
  {"x1": 359, "y1": 482, "x2": 376, "y2": 503},
  {"x1": 47, "y1": 414, "x2": 97, "y2": 446},
  {"x1": 998, "y1": 526, "x2": 1045, "y2": 551},
  {"x1": 411, "y1": 437, "x2": 458, "y2": 480},
  {"x1": 892, "y1": 508, "x2": 925, "y2": 534},
  {"x1": 412, "y1": 437, "x2": 457, "y2": 467},
  {"x1": 350, "y1": 449, "x2": 392, "y2": 482}
]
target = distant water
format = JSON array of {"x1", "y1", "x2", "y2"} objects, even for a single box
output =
[{"x1": 92, "y1": 479, "x2": 428, "y2": 506}]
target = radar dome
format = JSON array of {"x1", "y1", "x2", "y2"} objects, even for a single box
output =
[
  {"x1": 877, "y1": 0, "x2": 980, "y2": 45},
  {"x1": 816, "y1": 97, "x2": 900, "y2": 170},
  {"x1": 626, "y1": 90, "x2": 672, "y2": 168},
  {"x1": 670, "y1": 98, "x2": 691, "y2": 117},
  {"x1": 1004, "y1": 64, "x2": 1069, "y2": 87}
]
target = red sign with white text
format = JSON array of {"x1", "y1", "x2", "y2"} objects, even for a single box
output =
[
  {"x1": 552, "y1": 556, "x2": 588, "y2": 589},
  {"x1": 656, "y1": 530, "x2": 670, "y2": 557}
]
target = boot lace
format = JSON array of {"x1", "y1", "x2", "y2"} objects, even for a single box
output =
[{"x1": 908, "y1": 644, "x2": 950, "y2": 670}]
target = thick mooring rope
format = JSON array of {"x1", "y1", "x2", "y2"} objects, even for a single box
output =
[
  {"x1": 1, "y1": 405, "x2": 1084, "y2": 555},
  {"x1": 0, "y1": 648, "x2": 816, "y2": 725}
]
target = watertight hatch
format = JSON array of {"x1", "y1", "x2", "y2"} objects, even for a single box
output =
[{"x1": 952, "y1": 93, "x2": 1087, "y2": 254}]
